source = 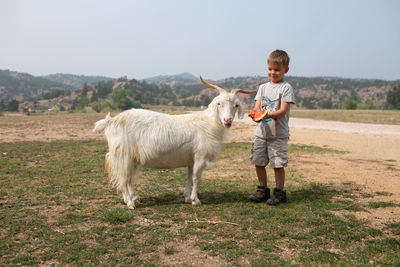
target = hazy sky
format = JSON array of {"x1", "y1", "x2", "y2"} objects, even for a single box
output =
[{"x1": 1, "y1": 0, "x2": 399, "y2": 80}]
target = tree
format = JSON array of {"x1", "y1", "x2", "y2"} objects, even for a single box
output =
[
  {"x1": 182, "y1": 99, "x2": 201, "y2": 107},
  {"x1": 200, "y1": 95, "x2": 211, "y2": 106},
  {"x1": 109, "y1": 89, "x2": 141, "y2": 110},
  {"x1": 0, "y1": 99, "x2": 5, "y2": 111},
  {"x1": 319, "y1": 99, "x2": 333, "y2": 109},
  {"x1": 386, "y1": 85, "x2": 400, "y2": 109},
  {"x1": 81, "y1": 83, "x2": 89, "y2": 96},
  {"x1": 342, "y1": 99, "x2": 358, "y2": 110},
  {"x1": 71, "y1": 95, "x2": 89, "y2": 110},
  {"x1": 42, "y1": 89, "x2": 66, "y2": 100},
  {"x1": 302, "y1": 97, "x2": 317, "y2": 109},
  {"x1": 7, "y1": 99, "x2": 19, "y2": 112},
  {"x1": 95, "y1": 81, "x2": 113, "y2": 99}
]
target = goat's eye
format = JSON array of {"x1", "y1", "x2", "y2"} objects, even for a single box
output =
[
  {"x1": 235, "y1": 104, "x2": 239, "y2": 108},
  {"x1": 217, "y1": 103, "x2": 221, "y2": 106}
]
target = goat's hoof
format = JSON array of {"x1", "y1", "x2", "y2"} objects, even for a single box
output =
[
  {"x1": 184, "y1": 197, "x2": 191, "y2": 203},
  {"x1": 191, "y1": 199, "x2": 202, "y2": 206},
  {"x1": 127, "y1": 201, "x2": 136, "y2": 209}
]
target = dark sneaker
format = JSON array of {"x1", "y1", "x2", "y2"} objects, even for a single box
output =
[
  {"x1": 266, "y1": 188, "x2": 287, "y2": 205},
  {"x1": 249, "y1": 186, "x2": 270, "y2": 202}
]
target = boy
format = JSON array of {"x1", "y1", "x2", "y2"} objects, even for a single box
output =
[{"x1": 249, "y1": 49, "x2": 295, "y2": 205}]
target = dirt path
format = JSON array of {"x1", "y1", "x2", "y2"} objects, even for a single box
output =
[{"x1": 290, "y1": 117, "x2": 400, "y2": 135}]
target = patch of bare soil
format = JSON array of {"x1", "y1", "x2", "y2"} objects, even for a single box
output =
[
  {"x1": 158, "y1": 238, "x2": 226, "y2": 267},
  {"x1": 0, "y1": 113, "x2": 105, "y2": 142}
]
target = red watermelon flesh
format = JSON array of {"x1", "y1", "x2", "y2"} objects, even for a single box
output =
[{"x1": 249, "y1": 109, "x2": 268, "y2": 122}]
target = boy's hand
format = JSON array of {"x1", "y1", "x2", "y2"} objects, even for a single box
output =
[
  {"x1": 248, "y1": 109, "x2": 268, "y2": 122},
  {"x1": 248, "y1": 109, "x2": 257, "y2": 121}
]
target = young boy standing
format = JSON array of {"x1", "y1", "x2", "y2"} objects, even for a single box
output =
[{"x1": 249, "y1": 49, "x2": 295, "y2": 205}]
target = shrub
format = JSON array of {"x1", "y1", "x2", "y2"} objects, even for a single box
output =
[
  {"x1": 91, "y1": 102, "x2": 102, "y2": 113},
  {"x1": 101, "y1": 101, "x2": 112, "y2": 111},
  {"x1": 358, "y1": 100, "x2": 376, "y2": 110},
  {"x1": 342, "y1": 99, "x2": 358, "y2": 110}
]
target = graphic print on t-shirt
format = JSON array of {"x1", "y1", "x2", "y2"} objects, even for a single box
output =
[{"x1": 260, "y1": 97, "x2": 279, "y2": 123}]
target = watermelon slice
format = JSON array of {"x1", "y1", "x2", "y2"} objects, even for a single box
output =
[{"x1": 248, "y1": 109, "x2": 269, "y2": 122}]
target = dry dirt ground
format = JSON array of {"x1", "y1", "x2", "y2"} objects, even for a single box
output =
[{"x1": 1, "y1": 112, "x2": 399, "y2": 229}]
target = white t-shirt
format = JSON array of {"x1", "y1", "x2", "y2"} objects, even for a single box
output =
[{"x1": 254, "y1": 81, "x2": 295, "y2": 139}]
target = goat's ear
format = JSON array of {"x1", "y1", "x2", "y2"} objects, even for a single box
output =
[
  {"x1": 237, "y1": 102, "x2": 244, "y2": 119},
  {"x1": 208, "y1": 101, "x2": 218, "y2": 113}
]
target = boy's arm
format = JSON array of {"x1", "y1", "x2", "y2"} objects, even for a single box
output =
[
  {"x1": 266, "y1": 102, "x2": 290, "y2": 119},
  {"x1": 253, "y1": 100, "x2": 261, "y2": 111}
]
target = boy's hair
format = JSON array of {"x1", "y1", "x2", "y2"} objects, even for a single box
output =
[{"x1": 268, "y1": 49, "x2": 290, "y2": 67}]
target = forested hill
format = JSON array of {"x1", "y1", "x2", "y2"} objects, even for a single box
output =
[
  {"x1": 0, "y1": 69, "x2": 73, "y2": 100},
  {"x1": 0, "y1": 70, "x2": 113, "y2": 101},
  {"x1": 1, "y1": 69, "x2": 399, "y2": 111},
  {"x1": 41, "y1": 73, "x2": 113, "y2": 89}
]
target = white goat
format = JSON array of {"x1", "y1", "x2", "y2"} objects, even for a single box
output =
[{"x1": 93, "y1": 77, "x2": 255, "y2": 209}]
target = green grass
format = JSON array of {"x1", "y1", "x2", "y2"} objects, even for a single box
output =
[
  {"x1": 289, "y1": 144, "x2": 346, "y2": 154},
  {"x1": 291, "y1": 109, "x2": 400, "y2": 125},
  {"x1": 102, "y1": 208, "x2": 135, "y2": 224},
  {"x1": 0, "y1": 140, "x2": 399, "y2": 266},
  {"x1": 387, "y1": 222, "x2": 400, "y2": 235},
  {"x1": 367, "y1": 202, "x2": 399, "y2": 209}
]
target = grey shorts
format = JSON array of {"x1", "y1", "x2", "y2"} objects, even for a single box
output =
[{"x1": 250, "y1": 137, "x2": 288, "y2": 168}]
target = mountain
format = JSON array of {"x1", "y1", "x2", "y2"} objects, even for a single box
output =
[
  {"x1": 1, "y1": 69, "x2": 398, "y2": 111},
  {"x1": 0, "y1": 70, "x2": 113, "y2": 101},
  {"x1": 40, "y1": 73, "x2": 113, "y2": 89},
  {"x1": 0, "y1": 69, "x2": 73, "y2": 101}
]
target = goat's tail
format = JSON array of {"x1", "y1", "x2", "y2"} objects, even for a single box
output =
[{"x1": 93, "y1": 112, "x2": 112, "y2": 133}]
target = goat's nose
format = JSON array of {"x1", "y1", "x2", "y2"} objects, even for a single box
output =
[{"x1": 224, "y1": 118, "x2": 232, "y2": 123}]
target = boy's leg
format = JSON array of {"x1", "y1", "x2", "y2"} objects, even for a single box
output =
[
  {"x1": 266, "y1": 138, "x2": 288, "y2": 205},
  {"x1": 249, "y1": 166, "x2": 270, "y2": 202},
  {"x1": 267, "y1": 168, "x2": 287, "y2": 205},
  {"x1": 274, "y1": 167, "x2": 285, "y2": 190},
  {"x1": 249, "y1": 138, "x2": 270, "y2": 202},
  {"x1": 256, "y1": 165, "x2": 267, "y2": 188}
]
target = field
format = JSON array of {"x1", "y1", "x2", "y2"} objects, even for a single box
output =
[
  {"x1": 0, "y1": 110, "x2": 399, "y2": 266},
  {"x1": 291, "y1": 109, "x2": 400, "y2": 125}
]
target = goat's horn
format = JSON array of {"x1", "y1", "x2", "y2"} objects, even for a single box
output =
[
  {"x1": 231, "y1": 89, "x2": 258, "y2": 95},
  {"x1": 200, "y1": 76, "x2": 226, "y2": 93}
]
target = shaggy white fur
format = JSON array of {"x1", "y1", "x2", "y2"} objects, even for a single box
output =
[{"x1": 94, "y1": 80, "x2": 255, "y2": 209}]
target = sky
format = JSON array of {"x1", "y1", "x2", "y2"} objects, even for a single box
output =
[{"x1": 1, "y1": 0, "x2": 399, "y2": 81}]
